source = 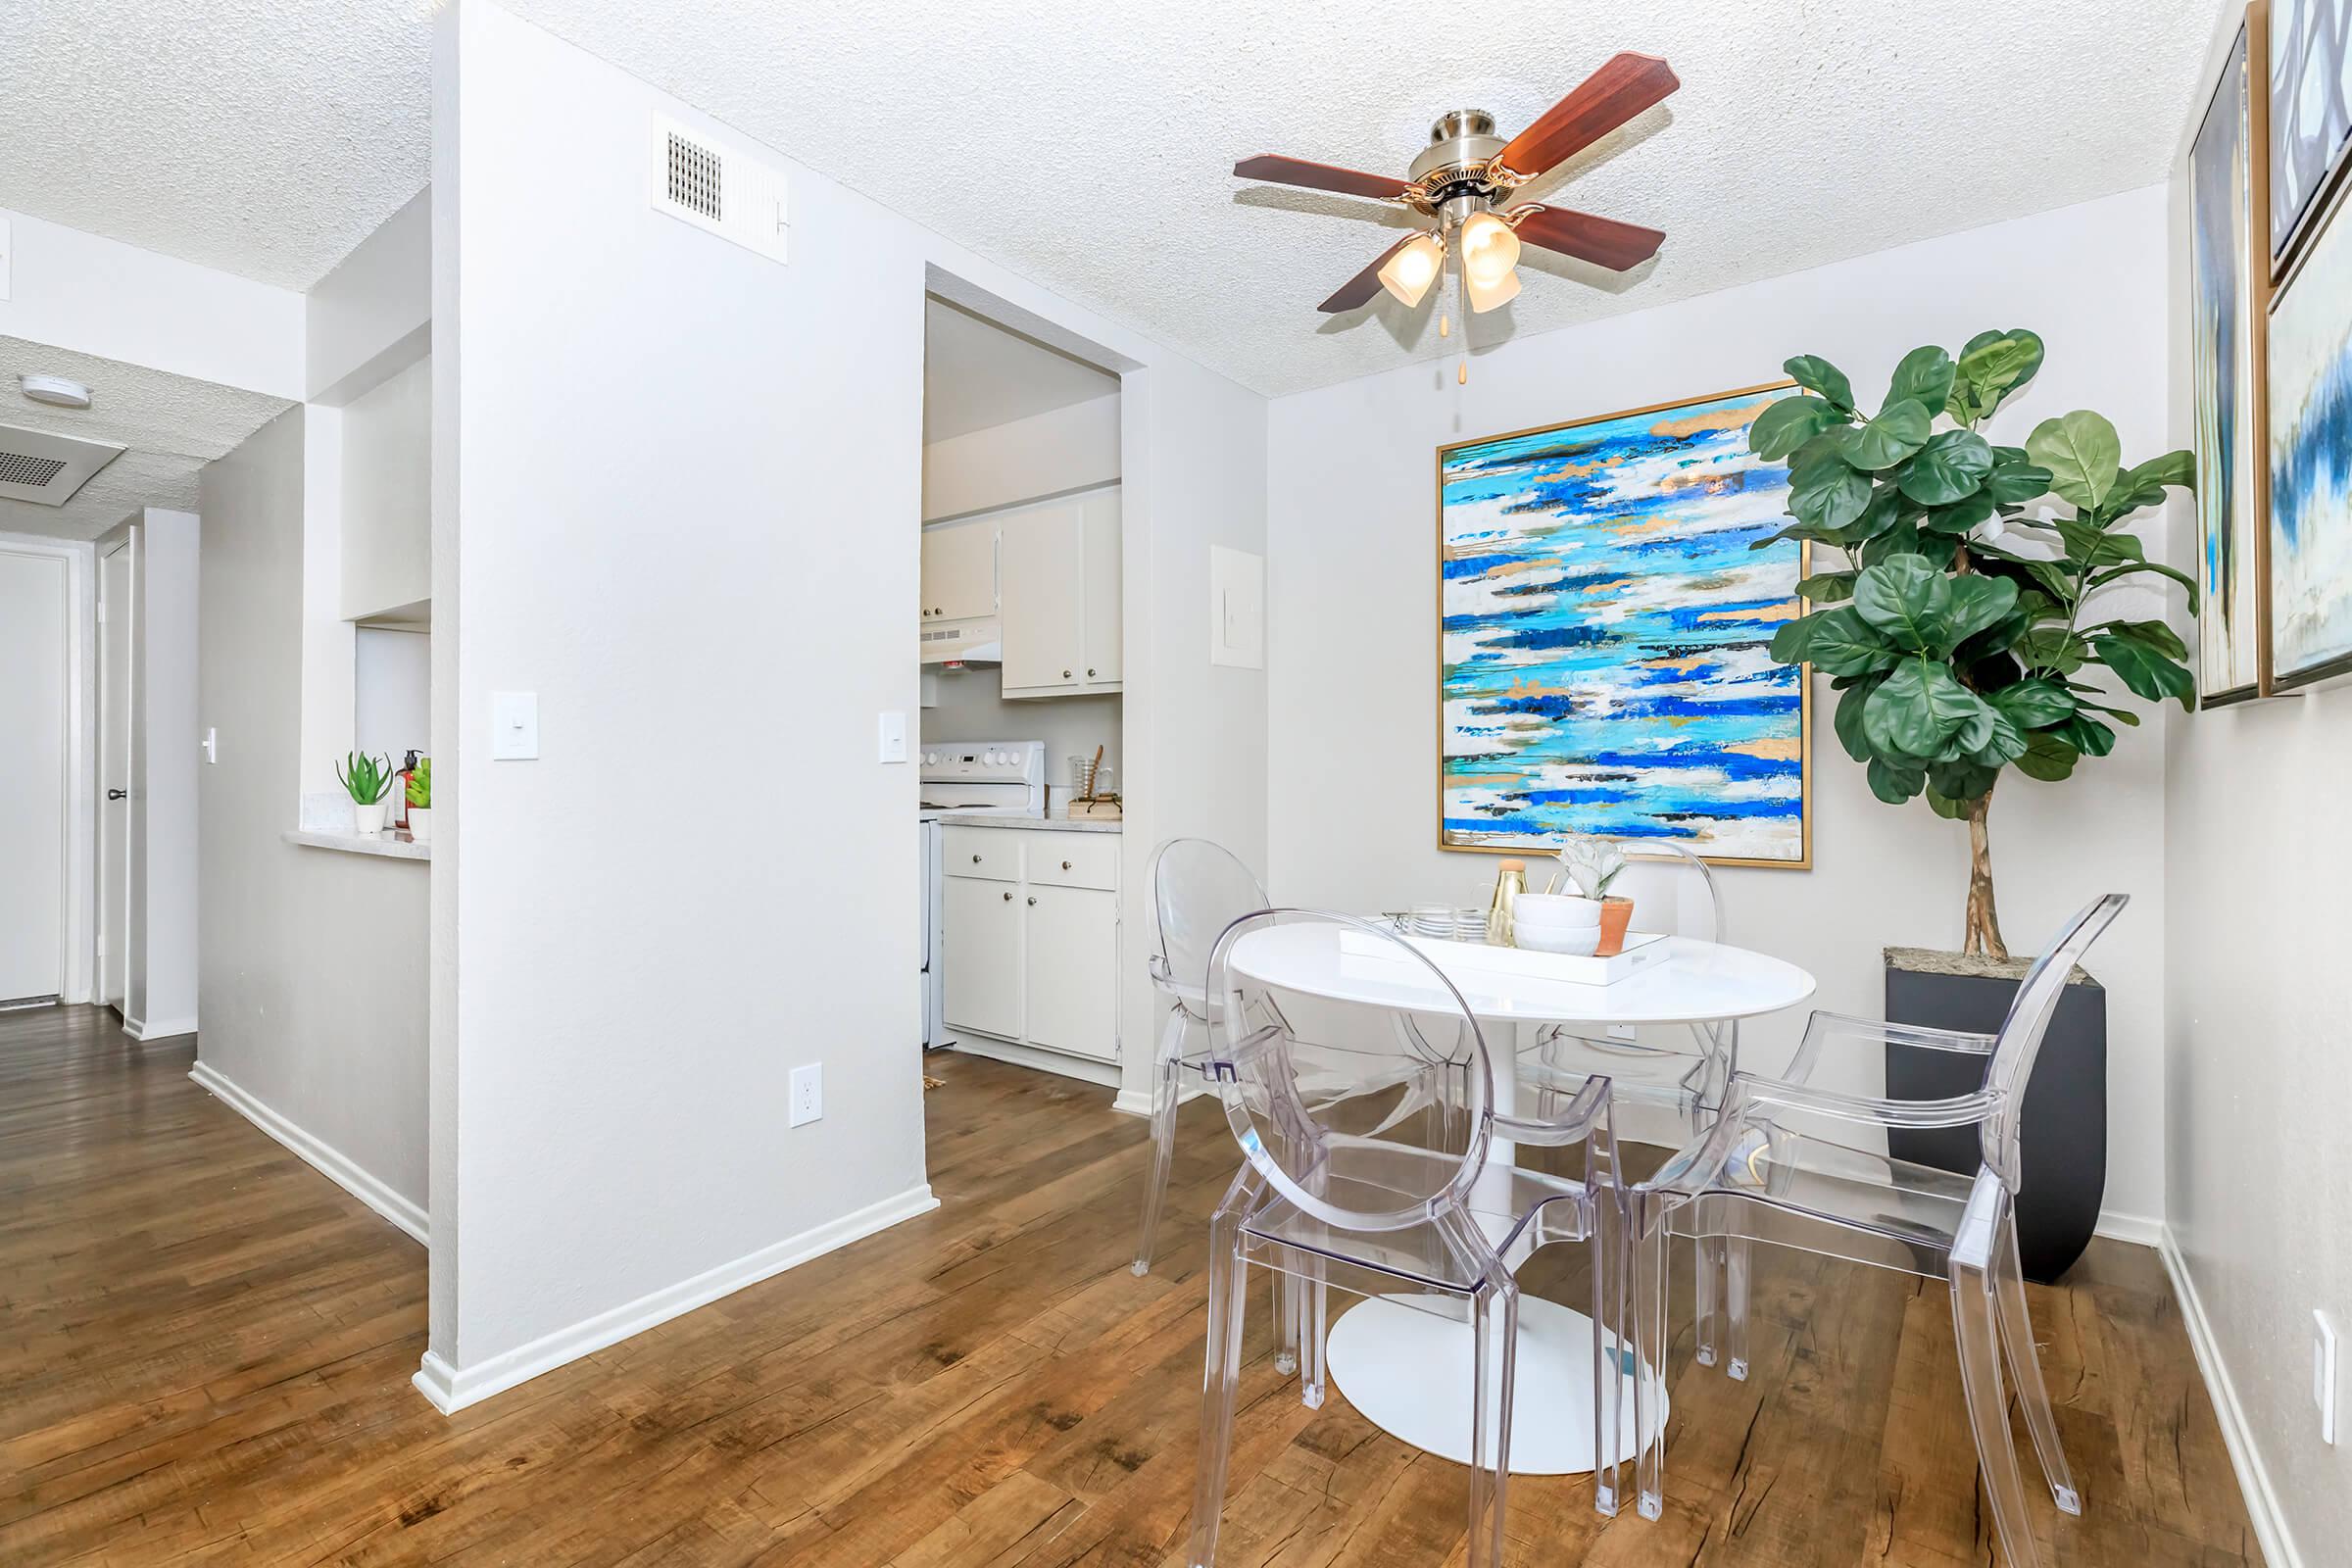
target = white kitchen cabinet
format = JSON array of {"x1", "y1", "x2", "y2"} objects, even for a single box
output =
[
  {"x1": 1000, "y1": 489, "x2": 1120, "y2": 699},
  {"x1": 940, "y1": 827, "x2": 1120, "y2": 1071},
  {"x1": 942, "y1": 874, "x2": 1024, "y2": 1041},
  {"x1": 919, "y1": 519, "x2": 997, "y2": 624}
]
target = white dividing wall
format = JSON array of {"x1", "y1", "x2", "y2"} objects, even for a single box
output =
[
  {"x1": 128, "y1": 509, "x2": 200, "y2": 1037},
  {"x1": 0, "y1": 205, "x2": 304, "y2": 400},
  {"x1": 308, "y1": 187, "x2": 431, "y2": 405},
  {"x1": 921, "y1": 394, "x2": 1120, "y2": 521},
  {"x1": 423, "y1": 0, "x2": 1265, "y2": 1408},
  {"x1": 341, "y1": 354, "x2": 432, "y2": 618},
  {"x1": 196, "y1": 408, "x2": 429, "y2": 1236},
  {"x1": 1266, "y1": 186, "x2": 2176, "y2": 1227},
  {"x1": 2157, "y1": 14, "x2": 2352, "y2": 1557}
]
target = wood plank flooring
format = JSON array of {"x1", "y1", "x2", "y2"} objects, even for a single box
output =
[{"x1": 1, "y1": 1004, "x2": 2258, "y2": 1565}]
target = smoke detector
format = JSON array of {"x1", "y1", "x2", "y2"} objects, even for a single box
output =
[{"x1": 21, "y1": 374, "x2": 92, "y2": 410}]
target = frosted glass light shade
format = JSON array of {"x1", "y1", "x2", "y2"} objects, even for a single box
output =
[
  {"x1": 1458, "y1": 211, "x2": 1522, "y2": 287},
  {"x1": 1377, "y1": 232, "x2": 1445, "y2": 307},
  {"x1": 1465, "y1": 266, "x2": 1521, "y2": 314}
]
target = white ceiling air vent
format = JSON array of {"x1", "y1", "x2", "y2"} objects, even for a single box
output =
[
  {"x1": 648, "y1": 114, "x2": 789, "y2": 265},
  {"x1": 0, "y1": 422, "x2": 125, "y2": 506}
]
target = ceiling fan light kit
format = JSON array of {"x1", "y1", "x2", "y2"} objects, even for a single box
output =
[{"x1": 1236, "y1": 52, "x2": 1680, "y2": 380}]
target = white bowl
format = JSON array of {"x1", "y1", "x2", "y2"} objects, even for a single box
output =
[
  {"x1": 1513, "y1": 894, "x2": 1601, "y2": 928},
  {"x1": 1516, "y1": 924, "x2": 1601, "y2": 956}
]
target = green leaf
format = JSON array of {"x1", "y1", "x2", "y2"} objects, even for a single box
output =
[
  {"x1": 1899, "y1": 429, "x2": 1995, "y2": 505},
  {"x1": 1982, "y1": 459, "x2": 2054, "y2": 505},
  {"x1": 1797, "y1": 571, "x2": 1856, "y2": 604},
  {"x1": 2086, "y1": 559, "x2": 2198, "y2": 597},
  {"x1": 1866, "y1": 658, "x2": 1984, "y2": 757},
  {"x1": 1773, "y1": 604, "x2": 1900, "y2": 675},
  {"x1": 2089, "y1": 634, "x2": 2195, "y2": 707},
  {"x1": 1867, "y1": 757, "x2": 1928, "y2": 804},
  {"x1": 2027, "y1": 411, "x2": 2123, "y2": 513},
  {"x1": 1752, "y1": 520, "x2": 1857, "y2": 550},
  {"x1": 1834, "y1": 399, "x2": 1933, "y2": 470},
  {"x1": 1834, "y1": 677, "x2": 1881, "y2": 762},
  {"x1": 1939, "y1": 574, "x2": 2020, "y2": 654},
  {"x1": 2017, "y1": 626, "x2": 2087, "y2": 672},
  {"x1": 1964, "y1": 706, "x2": 2029, "y2": 767},
  {"x1": 1847, "y1": 488, "x2": 1904, "y2": 541},
  {"x1": 1929, "y1": 760, "x2": 1998, "y2": 804},
  {"x1": 1851, "y1": 557, "x2": 1951, "y2": 651},
  {"x1": 1955, "y1": 329, "x2": 2045, "y2": 416},
  {"x1": 2087, "y1": 618, "x2": 2189, "y2": 663},
  {"x1": 1785, "y1": 355, "x2": 1855, "y2": 411},
  {"x1": 1886, "y1": 346, "x2": 1957, "y2": 416},
  {"x1": 1926, "y1": 787, "x2": 1975, "y2": 819},
  {"x1": 1788, "y1": 454, "x2": 1875, "y2": 531},
  {"x1": 2052, "y1": 516, "x2": 2144, "y2": 567},
  {"x1": 2016, "y1": 730, "x2": 2081, "y2": 781},
  {"x1": 2051, "y1": 713, "x2": 2118, "y2": 758},
  {"x1": 1749, "y1": 395, "x2": 1842, "y2": 461},
  {"x1": 1986, "y1": 677, "x2": 2077, "y2": 728}
]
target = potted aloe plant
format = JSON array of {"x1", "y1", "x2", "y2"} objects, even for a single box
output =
[
  {"x1": 1554, "y1": 834, "x2": 1634, "y2": 956},
  {"x1": 405, "y1": 757, "x2": 432, "y2": 844},
  {"x1": 337, "y1": 751, "x2": 396, "y2": 836},
  {"x1": 1748, "y1": 328, "x2": 2193, "y2": 1280}
]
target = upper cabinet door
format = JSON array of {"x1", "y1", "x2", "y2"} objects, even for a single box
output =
[
  {"x1": 1079, "y1": 492, "x2": 1121, "y2": 686},
  {"x1": 998, "y1": 501, "x2": 1087, "y2": 692},
  {"x1": 920, "y1": 521, "x2": 997, "y2": 622}
]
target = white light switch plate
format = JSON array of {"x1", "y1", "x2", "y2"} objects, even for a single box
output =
[
  {"x1": 2318, "y1": 1310, "x2": 2339, "y2": 1445},
  {"x1": 878, "y1": 710, "x2": 908, "y2": 763},
  {"x1": 789, "y1": 1063, "x2": 822, "y2": 1128},
  {"x1": 1209, "y1": 545, "x2": 1265, "y2": 669},
  {"x1": 202, "y1": 727, "x2": 217, "y2": 764},
  {"x1": 492, "y1": 691, "x2": 539, "y2": 760}
]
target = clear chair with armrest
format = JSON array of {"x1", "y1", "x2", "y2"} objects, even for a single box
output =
[
  {"x1": 1624, "y1": 894, "x2": 2126, "y2": 1567},
  {"x1": 1186, "y1": 909, "x2": 1628, "y2": 1567}
]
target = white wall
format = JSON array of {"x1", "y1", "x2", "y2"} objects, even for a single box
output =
[
  {"x1": 308, "y1": 187, "x2": 431, "y2": 405},
  {"x1": 356, "y1": 626, "x2": 431, "y2": 763},
  {"x1": 924, "y1": 673, "x2": 1121, "y2": 801},
  {"x1": 196, "y1": 408, "x2": 429, "y2": 1231},
  {"x1": 423, "y1": 0, "x2": 1266, "y2": 1407},
  {"x1": 921, "y1": 394, "x2": 1120, "y2": 521},
  {"x1": 341, "y1": 354, "x2": 432, "y2": 618},
  {"x1": 127, "y1": 509, "x2": 200, "y2": 1037},
  {"x1": 2158, "y1": 13, "x2": 2352, "y2": 1554},
  {"x1": 1267, "y1": 186, "x2": 2177, "y2": 1226},
  {"x1": 0, "y1": 205, "x2": 305, "y2": 400}
]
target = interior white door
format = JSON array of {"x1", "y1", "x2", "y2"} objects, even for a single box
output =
[
  {"x1": 998, "y1": 501, "x2": 1085, "y2": 693},
  {"x1": 0, "y1": 550, "x2": 70, "y2": 1002},
  {"x1": 99, "y1": 543, "x2": 132, "y2": 1009}
]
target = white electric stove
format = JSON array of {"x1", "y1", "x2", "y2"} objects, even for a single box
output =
[{"x1": 918, "y1": 742, "x2": 1044, "y2": 1051}]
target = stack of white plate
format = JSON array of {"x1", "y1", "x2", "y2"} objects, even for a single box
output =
[{"x1": 1407, "y1": 905, "x2": 1489, "y2": 942}]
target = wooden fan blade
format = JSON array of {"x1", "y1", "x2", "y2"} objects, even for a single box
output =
[
  {"x1": 1510, "y1": 205, "x2": 1664, "y2": 271},
  {"x1": 1319, "y1": 233, "x2": 1418, "y2": 314},
  {"x1": 1493, "y1": 53, "x2": 1680, "y2": 183},
  {"x1": 1235, "y1": 154, "x2": 1413, "y2": 202}
]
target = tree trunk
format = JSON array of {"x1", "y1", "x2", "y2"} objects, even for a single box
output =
[{"x1": 1962, "y1": 781, "x2": 2007, "y2": 959}]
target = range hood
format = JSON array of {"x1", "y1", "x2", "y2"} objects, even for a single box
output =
[{"x1": 919, "y1": 617, "x2": 1002, "y2": 665}]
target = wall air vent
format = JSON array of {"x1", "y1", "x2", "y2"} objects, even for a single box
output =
[
  {"x1": 0, "y1": 422, "x2": 125, "y2": 506},
  {"x1": 649, "y1": 114, "x2": 789, "y2": 265}
]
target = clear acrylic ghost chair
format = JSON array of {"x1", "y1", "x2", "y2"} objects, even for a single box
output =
[
  {"x1": 1624, "y1": 895, "x2": 2126, "y2": 1564},
  {"x1": 1133, "y1": 837, "x2": 1273, "y2": 1279},
  {"x1": 1187, "y1": 910, "x2": 1627, "y2": 1568},
  {"x1": 1524, "y1": 844, "x2": 1753, "y2": 1374}
]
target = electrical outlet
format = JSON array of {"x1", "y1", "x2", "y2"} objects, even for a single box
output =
[
  {"x1": 789, "y1": 1063, "x2": 822, "y2": 1128},
  {"x1": 2317, "y1": 1310, "x2": 2339, "y2": 1446}
]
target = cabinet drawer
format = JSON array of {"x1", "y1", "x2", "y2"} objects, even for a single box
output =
[
  {"x1": 1023, "y1": 833, "x2": 1119, "y2": 891},
  {"x1": 943, "y1": 826, "x2": 1020, "y2": 881}
]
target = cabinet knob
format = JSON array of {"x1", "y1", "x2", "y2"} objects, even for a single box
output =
[
  {"x1": 1002, "y1": 891, "x2": 1012, "y2": 902},
  {"x1": 1061, "y1": 859, "x2": 1072, "y2": 870},
  {"x1": 1027, "y1": 896, "x2": 1037, "y2": 906},
  {"x1": 971, "y1": 854, "x2": 982, "y2": 863},
  {"x1": 1086, "y1": 667, "x2": 1097, "y2": 677},
  {"x1": 1062, "y1": 668, "x2": 1073, "y2": 679}
]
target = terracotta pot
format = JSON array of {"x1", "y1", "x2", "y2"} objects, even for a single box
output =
[{"x1": 1595, "y1": 896, "x2": 1635, "y2": 956}]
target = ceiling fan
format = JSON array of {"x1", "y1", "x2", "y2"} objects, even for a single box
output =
[{"x1": 1234, "y1": 52, "x2": 1680, "y2": 367}]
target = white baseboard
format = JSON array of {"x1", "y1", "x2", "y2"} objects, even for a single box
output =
[
  {"x1": 1110, "y1": 1088, "x2": 1154, "y2": 1118},
  {"x1": 2159, "y1": 1226, "x2": 2304, "y2": 1568},
  {"x1": 411, "y1": 1182, "x2": 940, "y2": 1415},
  {"x1": 127, "y1": 1013, "x2": 198, "y2": 1042},
  {"x1": 2093, "y1": 1207, "x2": 2165, "y2": 1248},
  {"x1": 188, "y1": 1060, "x2": 428, "y2": 1245},
  {"x1": 950, "y1": 1032, "x2": 1121, "y2": 1089}
]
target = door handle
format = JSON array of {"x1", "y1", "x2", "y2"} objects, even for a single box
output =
[{"x1": 106, "y1": 788, "x2": 127, "y2": 801}]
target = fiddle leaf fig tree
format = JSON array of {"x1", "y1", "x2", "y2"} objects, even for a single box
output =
[{"x1": 1752, "y1": 330, "x2": 2196, "y2": 959}]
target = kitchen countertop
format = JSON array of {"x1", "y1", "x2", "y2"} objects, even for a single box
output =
[{"x1": 934, "y1": 811, "x2": 1121, "y2": 834}]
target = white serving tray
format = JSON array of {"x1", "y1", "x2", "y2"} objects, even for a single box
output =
[{"x1": 1342, "y1": 928, "x2": 1672, "y2": 987}]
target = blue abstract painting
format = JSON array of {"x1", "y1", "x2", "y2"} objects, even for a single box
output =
[
  {"x1": 2191, "y1": 26, "x2": 2262, "y2": 701},
  {"x1": 1440, "y1": 385, "x2": 1809, "y2": 864},
  {"x1": 2269, "y1": 178, "x2": 2352, "y2": 686}
]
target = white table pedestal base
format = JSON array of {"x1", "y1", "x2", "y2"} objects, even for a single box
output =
[{"x1": 1324, "y1": 1294, "x2": 1664, "y2": 1475}]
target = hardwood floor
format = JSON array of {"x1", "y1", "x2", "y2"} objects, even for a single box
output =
[{"x1": 1, "y1": 1004, "x2": 2257, "y2": 1565}]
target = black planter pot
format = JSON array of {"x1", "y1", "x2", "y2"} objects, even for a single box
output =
[{"x1": 1882, "y1": 947, "x2": 2106, "y2": 1285}]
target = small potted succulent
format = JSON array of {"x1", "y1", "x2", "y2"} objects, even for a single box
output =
[
  {"x1": 405, "y1": 757, "x2": 432, "y2": 844},
  {"x1": 1553, "y1": 834, "x2": 1634, "y2": 956},
  {"x1": 337, "y1": 751, "x2": 396, "y2": 836}
]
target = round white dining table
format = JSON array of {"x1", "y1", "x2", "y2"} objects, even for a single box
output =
[{"x1": 1223, "y1": 923, "x2": 1817, "y2": 1476}]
